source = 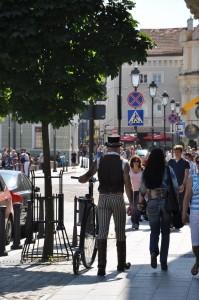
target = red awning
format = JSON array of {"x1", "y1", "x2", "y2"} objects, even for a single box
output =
[
  {"x1": 120, "y1": 135, "x2": 140, "y2": 142},
  {"x1": 143, "y1": 134, "x2": 172, "y2": 141}
]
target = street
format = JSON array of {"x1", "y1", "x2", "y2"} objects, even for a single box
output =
[{"x1": 0, "y1": 166, "x2": 198, "y2": 300}]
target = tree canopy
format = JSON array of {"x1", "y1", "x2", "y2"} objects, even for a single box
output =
[
  {"x1": 0, "y1": 0, "x2": 154, "y2": 126},
  {"x1": 0, "y1": 0, "x2": 154, "y2": 258}
]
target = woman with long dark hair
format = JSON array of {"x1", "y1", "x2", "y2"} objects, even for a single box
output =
[{"x1": 138, "y1": 148, "x2": 178, "y2": 271}]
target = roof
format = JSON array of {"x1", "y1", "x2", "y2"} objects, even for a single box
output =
[{"x1": 142, "y1": 28, "x2": 184, "y2": 56}]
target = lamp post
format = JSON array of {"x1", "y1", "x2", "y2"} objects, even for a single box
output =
[
  {"x1": 53, "y1": 128, "x2": 57, "y2": 172},
  {"x1": 162, "y1": 91, "x2": 169, "y2": 153},
  {"x1": 80, "y1": 120, "x2": 86, "y2": 168},
  {"x1": 117, "y1": 66, "x2": 122, "y2": 136},
  {"x1": 130, "y1": 66, "x2": 140, "y2": 149},
  {"x1": 149, "y1": 81, "x2": 158, "y2": 150},
  {"x1": 170, "y1": 98, "x2": 176, "y2": 156},
  {"x1": 175, "y1": 101, "x2": 181, "y2": 144}
]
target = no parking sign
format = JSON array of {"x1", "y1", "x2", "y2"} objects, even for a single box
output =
[{"x1": 127, "y1": 91, "x2": 144, "y2": 109}]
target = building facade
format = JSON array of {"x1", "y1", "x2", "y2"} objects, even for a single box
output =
[
  {"x1": 104, "y1": 27, "x2": 184, "y2": 150},
  {"x1": 0, "y1": 115, "x2": 79, "y2": 165}
]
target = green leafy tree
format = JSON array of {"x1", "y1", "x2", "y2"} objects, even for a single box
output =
[{"x1": 0, "y1": 0, "x2": 154, "y2": 258}]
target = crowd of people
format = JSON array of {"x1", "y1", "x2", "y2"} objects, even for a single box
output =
[
  {"x1": 78, "y1": 136, "x2": 199, "y2": 277},
  {"x1": 0, "y1": 147, "x2": 36, "y2": 176}
]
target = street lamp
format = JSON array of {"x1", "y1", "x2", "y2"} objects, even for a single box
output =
[
  {"x1": 130, "y1": 66, "x2": 140, "y2": 91},
  {"x1": 130, "y1": 66, "x2": 141, "y2": 149},
  {"x1": 170, "y1": 98, "x2": 176, "y2": 156},
  {"x1": 149, "y1": 81, "x2": 158, "y2": 150},
  {"x1": 162, "y1": 91, "x2": 169, "y2": 153},
  {"x1": 175, "y1": 101, "x2": 181, "y2": 144}
]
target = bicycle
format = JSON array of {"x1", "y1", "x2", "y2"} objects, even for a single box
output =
[{"x1": 71, "y1": 176, "x2": 98, "y2": 274}]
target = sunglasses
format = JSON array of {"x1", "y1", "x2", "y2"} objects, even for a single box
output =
[
  {"x1": 196, "y1": 161, "x2": 199, "y2": 164},
  {"x1": 133, "y1": 160, "x2": 139, "y2": 163}
]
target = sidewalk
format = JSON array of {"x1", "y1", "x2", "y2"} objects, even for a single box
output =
[{"x1": 0, "y1": 216, "x2": 198, "y2": 299}]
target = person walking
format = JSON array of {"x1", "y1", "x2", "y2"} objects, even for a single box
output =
[
  {"x1": 168, "y1": 145, "x2": 190, "y2": 212},
  {"x1": 138, "y1": 148, "x2": 179, "y2": 271},
  {"x1": 78, "y1": 135, "x2": 134, "y2": 276},
  {"x1": 71, "y1": 151, "x2": 77, "y2": 168},
  {"x1": 129, "y1": 154, "x2": 143, "y2": 230},
  {"x1": 182, "y1": 155, "x2": 199, "y2": 276},
  {"x1": 184, "y1": 152, "x2": 198, "y2": 175}
]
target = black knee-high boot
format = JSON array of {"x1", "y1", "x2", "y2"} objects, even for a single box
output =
[
  {"x1": 97, "y1": 239, "x2": 107, "y2": 276},
  {"x1": 116, "y1": 240, "x2": 131, "y2": 271}
]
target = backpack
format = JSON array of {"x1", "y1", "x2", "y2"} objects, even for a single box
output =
[{"x1": 20, "y1": 155, "x2": 25, "y2": 164}]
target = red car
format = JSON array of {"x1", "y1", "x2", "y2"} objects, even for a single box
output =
[{"x1": 0, "y1": 175, "x2": 14, "y2": 245}]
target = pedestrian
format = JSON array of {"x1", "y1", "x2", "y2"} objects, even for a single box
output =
[
  {"x1": 129, "y1": 154, "x2": 143, "y2": 230},
  {"x1": 10, "y1": 149, "x2": 18, "y2": 170},
  {"x1": 78, "y1": 135, "x2": 134, "y2": 276},
  {"x1": 38, "y1": 152, "x2": 44, "y2": 171},
  {"x1": 56, "y1": 151, "x2": 61, "y2": 167},
  {"x1": 184, "y1": 152, "x2": 198, "y2": 175},
  {"x1": 97, "y1": 146, "x2": 103, "y2": 158},
  {"x1": 168, "y1": 145, "x2": 190, "y2": 212},
  {"x1": 182, "y1": 155, "x2": 199, "y2": 276},
  {"x1": 138, "y1": 148, "x2": 179, "y2": 271},
  {"x1": 71, "y1": 151, "x2": 77, "y2": 168},
  {"x1": 22, "y1": 149, "x2": 30, "y2": 177},
  {"x1": 1, "y1": 147, "x2": 8, "y2": 168}
]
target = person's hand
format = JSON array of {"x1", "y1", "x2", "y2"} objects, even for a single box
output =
[
  {"x1": 179, "y1": 184, "x2": 185, "y2": 193},
  {"x1": 137, "y1": 203, "x2": 144, "y2": 211},
  {"x1": 182, "y1": 211, "x2": 188, "y2": 224}
]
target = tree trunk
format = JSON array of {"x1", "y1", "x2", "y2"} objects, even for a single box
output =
[{"x1": 42, "y1": 122, "x2": 54, "y2": 259}]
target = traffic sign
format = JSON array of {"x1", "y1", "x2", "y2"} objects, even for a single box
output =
[
  {"x1": 127, "y1": 91, "x2": 144, "y2": 109},
  {"x1": 168, "y1": 113, "x2": 178, "y2": 124},
  {"x1": 128, "y1": 110, "x2": 144, "y2": 126},
  {"x1": 176, "y1": 121, "x2": 185, "y2": 137},
  {"x1": 80, "y1": 105, "x2": 106, "y2": 120}
]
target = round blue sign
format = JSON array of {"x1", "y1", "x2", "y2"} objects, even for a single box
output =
[
  {"x1": 168, "y1": 113, "x2": 178, "y2": 124},
  {"x1": 127, "y1": 91, "x2": 144, "y2": 108}
]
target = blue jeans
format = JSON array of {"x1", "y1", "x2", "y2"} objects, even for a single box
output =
[
  {"x1": 147, "y1": 198, "x2": 171, "y2": 263},
  {"x1": 131, "y1": 191, "x2": 141, "y2": 225}
]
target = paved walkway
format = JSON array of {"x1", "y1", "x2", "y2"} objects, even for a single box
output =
[
  {"x1": 0, "y1": 220, "x2": 198, "y2": 299},
  {"x1": 0, "y1": 166, "x2": 198, "y2": 299}
]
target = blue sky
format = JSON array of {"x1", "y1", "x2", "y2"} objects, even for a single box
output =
[{"x1": 132, "y1": 0, "x2": 198, "y2": 29}]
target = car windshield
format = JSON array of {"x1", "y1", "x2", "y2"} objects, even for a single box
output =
[{"x1": 0, "y1": 173, "x2": 18, "y2": 190}]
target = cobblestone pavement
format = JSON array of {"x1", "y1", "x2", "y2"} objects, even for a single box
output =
[{"x1": 0, "y1": 166, "x2": 198, "y2": 299}]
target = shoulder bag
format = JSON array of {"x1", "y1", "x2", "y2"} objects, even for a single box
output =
[{"x1": 166, "y1": 166, "x2": 184, "y2": 229}]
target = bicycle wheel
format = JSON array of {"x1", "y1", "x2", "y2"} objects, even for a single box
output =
[
  {"x1": 80, "y1": 204, "x2": 98, "y2": 268},
  {"x1": 73, "y1": 251, "x2": 81, "y2": 274}
]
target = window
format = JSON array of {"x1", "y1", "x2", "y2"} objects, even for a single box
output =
[
  {"x1": 35, "y1": 127, "x2": 43, "y2": 149},
  {"x1": 153, "y1": 74, "x2": 162, "y2": 84},
  {"x1": 154, "y1": 101, "x2": 162, "y2": 117},
  {"x1": 140, "y1": 74, "x2": 148, "y2": 83}
]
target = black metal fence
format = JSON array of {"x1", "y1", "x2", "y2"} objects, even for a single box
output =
[
  {"x1": 21, "y1": 193, "x2": 73, "y2": 262},
  {"x1": 0, "y1": 169, "x2": 73, "y2": 262}
]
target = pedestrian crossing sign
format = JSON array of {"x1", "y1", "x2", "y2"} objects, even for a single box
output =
[{"x1": 128, "y1": 110, "x2": 144, "y2": 126}]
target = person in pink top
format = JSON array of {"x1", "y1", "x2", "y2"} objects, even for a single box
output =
[{"x1": 129, "y1": 154, "x2": 143, "y2": 229}]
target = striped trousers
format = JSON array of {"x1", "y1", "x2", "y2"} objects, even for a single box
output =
[{"x1": 97, "y1": 194, "x2": 126, "y2": 241}]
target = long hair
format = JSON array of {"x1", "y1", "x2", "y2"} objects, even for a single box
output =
[{"x1": 143, "y1": 148, "x2": 165, "y2": 189}]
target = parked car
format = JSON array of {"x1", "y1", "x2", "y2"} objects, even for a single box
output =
[
  {"x1": 0, "y1": 170, "x2": 40, "y2": 236},
  {"x1": 0, "y1": 175, "x2": 14, "y2": 245}
]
